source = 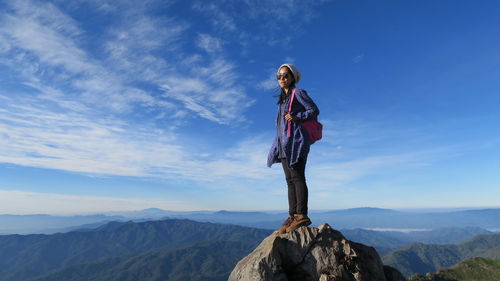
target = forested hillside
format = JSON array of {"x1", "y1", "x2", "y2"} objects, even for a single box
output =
[{"x1": 0, "y1": 219, "x2": 271, "y2": 281}]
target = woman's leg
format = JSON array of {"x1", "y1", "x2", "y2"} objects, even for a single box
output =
[
  {"x1": 281, "y1": 158, "x2": 297, "y2": 216},
  {"x1": 281, "y1": 158, "x2": 308, "y2": 215},
  {"x1": 291, "y1": 158, "x2": 308, "y2": 215}
]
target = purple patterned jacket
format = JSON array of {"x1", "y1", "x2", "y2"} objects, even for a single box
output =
[{"x1": 267, "y1": 87, "x2": 320, "y2": 168}]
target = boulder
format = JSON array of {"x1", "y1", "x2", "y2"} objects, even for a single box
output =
[{"x1": 229, "y1": 224, "x2": 405, "y2": 281}]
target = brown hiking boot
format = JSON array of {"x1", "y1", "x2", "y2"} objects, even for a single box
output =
[
  {"x1": 286, "y1": 214, "x2": 311, "y2": 233},
  {"x1": 277, "y1": 216, "x2": 295, "y2": 234}
]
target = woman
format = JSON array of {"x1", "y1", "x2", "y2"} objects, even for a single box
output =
[{"x1": 267, "y1": 63, "x2": 320, "y2": 234}]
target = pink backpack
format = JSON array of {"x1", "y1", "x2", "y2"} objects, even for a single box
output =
[{"x1": 287, "y1": 89, "x2": 323, "y2": 144}]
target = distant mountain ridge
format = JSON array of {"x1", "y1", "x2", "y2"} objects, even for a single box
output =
[
  {"x1": 342, "y1": 227, "x2": 493, "y2": 255},
  {"x1": 3, "y1": 207, "x2": 500, "y2": 234},
  {"x1": 0, "y1": 214, "x2": 127, "y2": 234},
  {"x1": 383, "y1": 233, "x2": 500, "y2": 277}
]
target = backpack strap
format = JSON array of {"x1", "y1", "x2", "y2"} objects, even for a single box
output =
[{"x1": 287, "y1": 88, "x2": 297, "y2": 138}]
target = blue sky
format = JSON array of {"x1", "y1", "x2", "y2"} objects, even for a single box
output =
[{"x1": 0, "y1": 0, "x2": 499, "y2": 215}]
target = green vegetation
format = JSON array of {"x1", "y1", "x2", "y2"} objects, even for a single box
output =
[
  {"x1": 408, "y1": 257, "x2": 500, "y2": 281},
  {"x1": 484, "y1": 259, "x2": 500, "y2": 267},
  {"x1": 28, "y1": 240, "x2": 255, "y2": 281}
]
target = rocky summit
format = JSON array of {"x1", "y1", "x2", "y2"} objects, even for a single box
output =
[{"x1": 229, "y1": 224, "x2": 406, "y2": 281}]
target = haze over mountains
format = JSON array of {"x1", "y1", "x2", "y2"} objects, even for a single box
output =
[
  {"x1": 2, "y1": 207, "x2": 500, "y2": 234},
  {"x1": 341, "y1": 226, "x2": 493, "y2": 256}
]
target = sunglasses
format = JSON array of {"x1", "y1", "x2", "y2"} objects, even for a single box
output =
[{"x1": 277, "y1": 73, "x2": 292, "y2": 80}]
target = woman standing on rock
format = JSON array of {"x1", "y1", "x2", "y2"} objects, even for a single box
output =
[{"x1": 267, "y1": 63, "x2": 320, "y2": 234}]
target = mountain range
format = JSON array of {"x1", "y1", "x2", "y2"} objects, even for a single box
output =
[
  {"x1": 383, "y1": 233, "x2": 500, "y2": 277},
  {"x1": 341, "y1": 226, "x2": 492, "y2": 256},
  {"x1": 3, "y1": 207, "x2": 500, "y2": 234},
  {"x1": 1, "y1": 217, "x2": 500, "y2": 280},
  {"x1": 0, "y1": 219, "x2": 271, "y2": 281}
]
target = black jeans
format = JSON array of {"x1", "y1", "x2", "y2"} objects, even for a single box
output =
[{"x1": 281, "y1": 158, "x2": 308, "y2": 216}]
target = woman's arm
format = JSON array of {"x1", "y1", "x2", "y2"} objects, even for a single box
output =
[{"x1": 293, "y1": 89, "x2": 319, "y2": 121}]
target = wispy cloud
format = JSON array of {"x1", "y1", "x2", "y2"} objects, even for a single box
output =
[
  {"x1": 0, "y1": 94, "x2": 270, "y2": 181},
  {"x1": 0, "y1": 1, "x2": 159, "y2": 115},
  {"x1": 192, "y1": 0, "x2": 330, "y2": 46},
  {"x1": 0, "y1": 82, "x2": 462, "y2": 191},
  {"x1": 0, "y1": 97, "x2": 177, "y2": 176},
  {"x1": 0, "y1": 0, "x2": 261, "y2": 182},
  {"x1": 102, "y1": 13, "x2": 186, "y2": 82},
  {"x1": 0, "y1": 0, "x2": 252, "y2": 123},
  {"x1": 0, "y1": 4, "x2": 86, "y2": 76},
  {"x1": 192, "y1": 2, "x2": 237, "y2": 32},
  {"x1": 162, "y1": 59, "x2": 254, "y2": 124},
  {"x1": 0, "y1": 190, "x2": 198, "y2": 215},
  {"x1": 306, "y1": 118, "x2": 467, "y2": 191},
  {"x1": 197, "y1": 33, "x2": 224, "y2": 53},
  {"x1": 0, "y1": 0, "x2": 464, "y2": 195},
  {"x1": 257, "y1": 68, "x2": 279, "y2": 91},
  {"x1": 353, "y1": 54, "x2": 364, "y2": 63},
  {"x1": 243, "y1": 0, "x2": 323, "y2": 23},
  {"x1": 310, "y1": 150, "x2": 436, "y2": 190}
]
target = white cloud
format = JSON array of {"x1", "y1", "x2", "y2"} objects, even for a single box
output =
[
  {"x1": 304, "y1": 118, "x2": 466, "y2": 191},
  {"x1": 192, "y1": 2, "x2": 237, "y2": 32},
  {"x1": 192, "y1": 1, "x2": 330, "y2": 46},
  {"x1": 2, "y1": 1, "x2": 455, "y2": 194},
  {"x1": 0, "y1": 94, "x2": 271, "y2": 181},
  {"x1": 0, "y1": 86, "x2": 466, "y2": 198},
  {"x1": 102, "y1": 14, "x2": 187, "y2": 81},
  {"x1": 0, "y1": 0, "x2": 252, "y2": 124},
  {"x1": 309, "y1": 152, "x2": 429, "y2": 190},
  {"x1": 353, "y1": 54, "x2": 364, "y2": 63},
  {"x1": 257, "y1": 68, "x2": 279, "y2": 91},
  {"x1": 0, "y1": 1, "x2": 157, "y2": 115},
  {"x1": 0, "y1": 97, "x2": 181, "y2": 177},
  {"x1": 162, "y1": 59, "x2": 254, "y2": 124},
  {"x1": 197, "y1": 33, "x2": 223, "y2": 53},
  {"x1": 243, "y1": 0, "x2": 320, "y2": 22},
  {"x1": 0, "y1": 190, "x2": 197, "y2": 215}
]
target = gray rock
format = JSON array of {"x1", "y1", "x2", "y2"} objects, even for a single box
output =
[{"x1": 229, "y1": 224, "x2": 405, "y2": 281}]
